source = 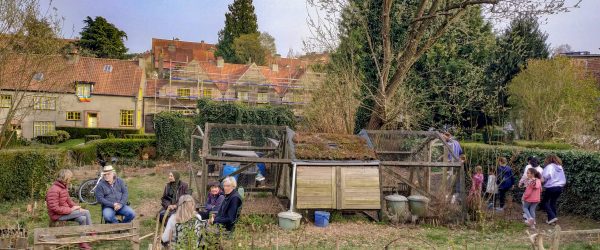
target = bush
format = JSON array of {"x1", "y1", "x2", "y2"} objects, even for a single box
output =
[
  {"x1": 55, "y1": 130, "x2": 70, "y2": 143},
  {"x1": 36, "y1": 133, "x2": 59, "y2": 145},
  {"x1": 471, "y1": 133, "x2": 483, "y2": 142},
  {"x1": 196, "y1": 98, "x2": 296, "y2": 128},
  {"x1": 70, "y1": 138, "x2": 157, "y2": 166},
  {"x1": 154, "y1": 112, "x2": 187, "y2": 159},
  {"x1": 513, "y1": 140, "x2": 572, "y2": 150},
  {"x1": 57, "y1": 127, "x2": 139, "y2": 139},
  {"x1": 85, "y1": 135, "x2": 101, "y2": 143},
  {"x1": 0, "y1": 149, "x2": 67, "y2": 201},
  {"x1": 124, "y1": 134, "x2": 156, "y2": 139},
  {"x1": 70, "y1": 143, "x2": 97, "y2": 166},
  {"x1": 462, "y1": 142, "x2": 600, "y2": 220}
]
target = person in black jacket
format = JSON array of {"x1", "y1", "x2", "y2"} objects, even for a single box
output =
[
  {"x1": 208, "y1": 176, "x2": 242, "y2": 232},
  {"x1": 159, "y1": 171, "x2": 190, "y2": 223}
]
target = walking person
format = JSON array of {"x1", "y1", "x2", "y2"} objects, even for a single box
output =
[
  {"x1": 46, "y1": 169, "x2": 93, "y2": 249},
  {"x1": 495, "y1": 157, "x2": 514, "y2": 211},
  {"x1": 522, "y1": 168, "x2": 542, "y2": 229},
  {"x1": 542, "y1": 155, "x2": 566, "y2": 224},
  {"x1": 95, "y1": 165, "x2": 136, "y2": 223}
]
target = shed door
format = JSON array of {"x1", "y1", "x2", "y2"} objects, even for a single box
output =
[
  {"x1": 296, "y1": 166, "x2": 336, "y2": 209},
  {"x1": 340, "y1": 167, "x2": 381, "y2": 209}
]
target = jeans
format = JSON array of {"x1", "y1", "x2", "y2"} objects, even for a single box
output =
[
  {"x1": 497, "y1": 188, "x2": 509, "y2": 208},
  {"x1": 59, "y1": 209, "x2": 92, "y2": 225},
  {"x1": 102, "y1": 205, "x2": 135, "y2": 223},
  {"x1": 544, "y1": 186, "x2": 563, "y2": 221},
  {"x1": 522, "y1": 201, "x2": 538, "y2": 220}
]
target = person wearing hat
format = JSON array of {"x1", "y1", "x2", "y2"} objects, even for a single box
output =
[
  {"x1": 199, "y1": 181, "x2": 224, "y2": 220},
  {"x1": 94, "y1": 165, "x2": 136, "y2": 223},
  {"x1": 159, "y1": 171, "x2": 190, "y2": 223}
]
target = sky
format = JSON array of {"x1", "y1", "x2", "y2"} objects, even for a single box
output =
[{"x1": 42, "y1": 0, "x2": 600, "y2": 55}]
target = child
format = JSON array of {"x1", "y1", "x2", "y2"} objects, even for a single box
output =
[
  {"x1": 200, "y1": 181, "x2": 224, "y2": 220},
  {"x1": 468, "y1": 165, "x2": 484, "y2": 209},
  {"x1": 495, "y1": 157, "x2": 514, "y2": 211},
  {"x1": 485, "y1": 166, "x2": 498, "y2": 209},
  {"x1": 522, "y1": 167, "x2": 542, "y2": 228}
]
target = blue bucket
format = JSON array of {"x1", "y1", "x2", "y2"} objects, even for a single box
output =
[
  {"x1": 257, "y1": 163, "x2": 266, "y2": 176},
  {"x1": 314, "y1": 211, "x2": 330, "y2": 227},
  {"x1": 222, "y1": 165, "x2": 239, "y2": 180}
]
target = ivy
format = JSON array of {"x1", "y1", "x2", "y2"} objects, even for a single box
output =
[
  {"x1": 196, "y1": 98, "x2": 296, "y2": 129},
  {"x1": 154, "y1": 112, "x2": 188, "y2": 159}
]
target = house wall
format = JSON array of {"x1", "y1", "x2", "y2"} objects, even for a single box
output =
[{"x1": 0, "y1": 91, "x2": 141, "y2": 139}]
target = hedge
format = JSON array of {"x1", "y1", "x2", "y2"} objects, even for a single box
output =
[
  {"x1": 512, "y1": 140, "x2": 572, "y2": 150},
  {"x1": 154, "y1": 112, "x2": 188, "y2": 159},
  {"x1": 196, "y1": 98, "x2": 296, "y2": 128},
  {"x1": 57, "y1": 127, "x2": 140, "y2": 139},
  {"x1": 70, "y1": 138, "x2": 156, "y2": 166},
  {"x1": 0, "y1": 149, "x2": 67, "y2": 201},
  {"x1": 462, "y1": 142, "x2": 600, "y2": 220}
]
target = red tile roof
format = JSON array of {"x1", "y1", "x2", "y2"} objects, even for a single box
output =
[
  {"x1": 0, "y1": 54, "x2": 143, "y2": 97},
  {"x1": 152, "y1": 38, "x2": 216, "y2": 68},
  {"x1": 198, "y1": 61, "x2": 250, "y2": 92}
]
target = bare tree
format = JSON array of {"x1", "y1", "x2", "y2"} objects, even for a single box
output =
[
  {"x1": 0, "y1": 0, "x2": 66, "y2": 149},
  {"x1": 306, "y1": 0, "x2": 581, "y2": 129}
]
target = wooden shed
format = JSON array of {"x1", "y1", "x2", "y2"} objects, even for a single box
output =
[{"x1": 288, "y1": 130, "x2": 381, "y2": 210}]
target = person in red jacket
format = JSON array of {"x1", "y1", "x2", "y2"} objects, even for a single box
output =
[
  {"x1": 522, "y1": 167, "x2": 542, "y2": 229},
  {"x1": 46, "y1": 169, "x2": 93, "y2": 249}
]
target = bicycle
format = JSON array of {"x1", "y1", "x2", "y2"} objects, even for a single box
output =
[{"x1": 78, "y1": 157, "x2": 118, "y2": 205}]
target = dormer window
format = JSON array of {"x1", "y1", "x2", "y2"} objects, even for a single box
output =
[
  {"x1": 75, "y1": 81, "x2": 94, "y2": 101},
  {"x1": 103, "y1": 65, "x2": 113, "y2": 73},
  {"x1": 33, "y1": 72, "x2": 44, "y2": 81}
]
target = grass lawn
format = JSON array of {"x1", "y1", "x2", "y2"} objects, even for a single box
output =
[
  {"x1": 1, "y1": 169, "x2": 600, "y2": 249},
  {"x1": 56, "y1": 138, "x2": 85, "y2": 148}
]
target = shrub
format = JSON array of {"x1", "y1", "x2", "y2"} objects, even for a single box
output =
[
  {"x1": 513, "y1": 140, "x2": 572, "y2": 150},
  {"x1": 462, "y1": 142, "x2": 600, "y2": 220},
  {"x1": 55, "y1": 130, "x2": 70, "y2": 143},
  {"x1": 57, "y1": 127, "x2": 139, "y2": 139},
  {"x1": 124, "y1": 134, "x2": 156, "y2": 139},
  {"x1": 94, "y1": 138, "x2": 156, "y2": 159},
  {"x1": 84, "y1": 135, "x2": 101, "y2": 143},
  {"x1": 196, "y1": 98, "x2": 296, "y2": 128},
  {"x1": 70, "y1": 143, "x2": 97, "y2": 166},
  {"x1": 155, "y1": 112, "x2": 187, "y2": 159},
  {"x1": 36, "y1": 133, "x2": 59, "y2": 145},
  {"x1": 0, "y1": 149, "x2": 67, "y2": 201},
  {"x1": 471, "y1": 133, "x2": 483, "y2": 142}
]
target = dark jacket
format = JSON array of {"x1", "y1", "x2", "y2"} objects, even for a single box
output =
[
  {"x1": 205, "y1": 192, "x2": 225, "y2": 212},
  {"x1": 214, "y1": 189, "x2": 242, "y2": 231},
  {"x1": 160, "y1": 181, "x2": 189, "y2": 209},
  {"x1": 496, "y1": 165, "x2": 514, "y2": 190},
  {"x1": 95, "y1": 177, "x2": 129, "y2": 209},
  {"x1": 46, "y1": 181, "x2": 75, "y2": 221}
]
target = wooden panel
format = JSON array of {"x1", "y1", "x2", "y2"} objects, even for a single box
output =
[
  {"x1": 340, "y1": 167, "x2": 381, "y2": 209},
  {"x1": 296, "y1": 166, "x2": 335, "y2": 209}
]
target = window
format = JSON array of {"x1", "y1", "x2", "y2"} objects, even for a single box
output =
[
  {"x1": 33, "y1": 121, "x2": 55, "y2": 137},
  {"x1": 292, "y1": 93, "x2": 304, "y2": 103},
  {"x1": 257, "y1": 93, "x2": 269, "y2": 103},
  {"x1": 120, "y1": 110, "x2": 134, "y2": 127},
  {"x1": 203, "y1": 88, "x2": 213, "y2": 98},
  {"x1": 103, "y1": 65, "x2": 113, "y2": 73},
  {"x1": 177, "y1": 88, "x2": 191, "y2": 99},
  {"x1": 66, "y1": 111, "x2": 81, "y2": 121},
  {"x1": 76, "y1": 83, "x2": 92, "y2": 98},
  {"x1": 238, "y1": 92, "x2": 249, "y2": 101},
  {"x1": 0, "y1": 94, "x2": 11, "y2": 108},
  {"x1": 34, "y1": 96, "x2": 56, "y2": 110},
  {"x1": 174, "y1": 109, "x2": 196, "y2": 115},
  {"x1": 33, "y1": 72, "x2": 44, "y2": 81}
]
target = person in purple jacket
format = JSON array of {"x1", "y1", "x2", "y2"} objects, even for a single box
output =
[
  {"x1": 200, "y1": 181, "x2": 224, "y2": 220},
  {"x1": 542, "y1": 155, "x2": 567, "y2": 224},
  {"x1": 495, "y1": 157, "x2": 514, "y2": 211}
]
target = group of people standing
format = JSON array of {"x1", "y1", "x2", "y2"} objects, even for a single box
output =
[
  {"x1": 468, "y1": 155, "x2": 567, "y2": 229},
  {"x1": 45, "y1": 164, "x2": 242, "y2": 250}
]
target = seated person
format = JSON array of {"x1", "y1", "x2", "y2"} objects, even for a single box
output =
[
  {"x1": 208, "y1": 177, "x2": 243, "y2": 232},
  {"x1": 161, "y1": 195, "x2": 205, "y2": 248},
  {"x1": 46, "y1": 169, "x2": 92, "y2": 250},
  {"x1": 159, "y1": 171, "x2": 189, "y2": 223},
  {"x1": 94, "y1": 165, "x2": 136, "y2": 223},
  {"x1": 199, "y1": 181, "x2": 224, "y2": 220}
]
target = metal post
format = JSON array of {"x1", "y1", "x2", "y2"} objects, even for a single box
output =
[{"x1": 289, "y1": 162, "x2": 297, "y2": 212}]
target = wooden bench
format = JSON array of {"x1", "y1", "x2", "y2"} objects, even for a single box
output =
[
  {"x1": 0, "y1": 228, "x2": 28, "y2": 249},
  {"x1": 33, "y1": 221, "x2": 139, "y2": 250}
]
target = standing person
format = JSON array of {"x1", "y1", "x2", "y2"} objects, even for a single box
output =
[
  {"x1": 522, "y1": 168, "x2": 542, "y2": 229},
  {"x1": 468, "y1": 166, "x2": 484, "y2": 210},
  {"x1": 209, "y1": 177, "x2": 243, "y2": 232},
  {"x1": 159, "y1": 171, "x2": 189, "y2": 223},
  {"x1": 200, "y1": 181, "x2": 224, "y2": 220},
  {"x1": 495, "y1": 157, "x2": 514, "y2": 211},
  {"x1": 442, "y1": 131, "x2": 464, "y2": 162},
  {"x1": 485, "y1": 166, "x2": 498, "y2": 209},
  {"x1": 161, "y1": 195, "x2": 203, "y2": 248},
  {"x1": 519, "y1": 156, "x2": 544, "y2": 187},
  {"x1": 95, "y1": 165, "x2": 136, "y2": 223},
  {"x1": 542, "y1": 155, "x2": 566, "y2": 224},
  {"x1": 46, "y1": 169, "x2": 93, "y2": 250}
]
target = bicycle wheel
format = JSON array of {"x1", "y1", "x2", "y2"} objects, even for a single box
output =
[{"x1": 78, "y1": 179, "x2": 98, "y2": 205}]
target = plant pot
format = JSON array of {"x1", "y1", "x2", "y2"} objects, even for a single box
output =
[{"x1": 278, "y1": 211, "x2": 302, "y2": 230}]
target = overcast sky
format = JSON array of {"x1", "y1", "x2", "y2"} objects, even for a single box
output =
[{"x1": 43, "y1": 0, "x2": 600, "y2": 55}]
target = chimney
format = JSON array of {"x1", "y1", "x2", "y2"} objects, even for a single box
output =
[
  {"x1": 217, "y1": 57, "x2": 224, "y2": 68},
  {"x1": 67, "y1": 47, "x2": 80, "y2": 64}
]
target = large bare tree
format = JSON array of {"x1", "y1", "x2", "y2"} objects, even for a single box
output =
[{"x1": 306, "y1": 0, "x2": 581, "y2": 130}]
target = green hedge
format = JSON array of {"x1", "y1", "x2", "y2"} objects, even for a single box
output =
[
  {"x1": 512, "y1": 140, "x2": 573, "y2": 150},
  {"x1": 70, "y1": 138, "x2": 156, "y2": 166},
  {"x1": 0, "y1": 149, "x2": 67, "y2": 201},
  {"x1": 154, "y1": 112, "x2": 187, "y2": 159},
  {"x1": 57, "y1": 127, "x2": 139, "y2": 139},
  {"x1": 125, "y1": 134, "x2": 156, "y2": 139},
  {"x1": 462, "y1": 142, "x2": 600, "y2": 220},
  {"x1": 196, "y1": 98, "x2": 296, "y2": 128}
]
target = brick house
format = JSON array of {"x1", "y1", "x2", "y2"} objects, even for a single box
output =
[{"x1": 0, "y1": 53, "x2": 146, "y2": 139}]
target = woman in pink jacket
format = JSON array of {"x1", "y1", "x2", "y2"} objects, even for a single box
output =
[{"x1": 522, "y1": 168, "x2": 542, "y2": 229}]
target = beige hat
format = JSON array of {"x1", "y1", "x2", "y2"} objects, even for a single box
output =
[{"x1": 102, "y1": 165, "x2": 115, "y2": 174}]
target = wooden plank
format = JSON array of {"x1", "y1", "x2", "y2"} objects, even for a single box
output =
[
  {"x1": 206, "y1": 123, "x2": 287, "y2": 130},
  {"x1": 380, "y1": 161, "x2": 462, "y2": 167},
  {"x1": 35, "y1": 222, "x2": 136, "y2": 236},
  {"x1": 375, "y1": 151, "x2": 412, "y2": 154},
  {"x1": 212, "y1": 146, "x2": 278, "y2": 151},
  {"x1": 340, "y1": 167, "x2": 381, "y2": 209},
  {"x1": 336, "y1": 166, "x2": 342, "y2": 209},
  {"x1": 39, "y1": 234, "x2": 135, "y2": 244},
  {"x1": 204, "y1": 156, "x2": 291, "y2": 164}
]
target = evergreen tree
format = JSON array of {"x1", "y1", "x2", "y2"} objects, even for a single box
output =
[
  {"x1": 216, "y1": 0, "x2": 259, "y2": 63},
  {"x1": 78, "y1": 16, "x2": 128, "y2": 59}
]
